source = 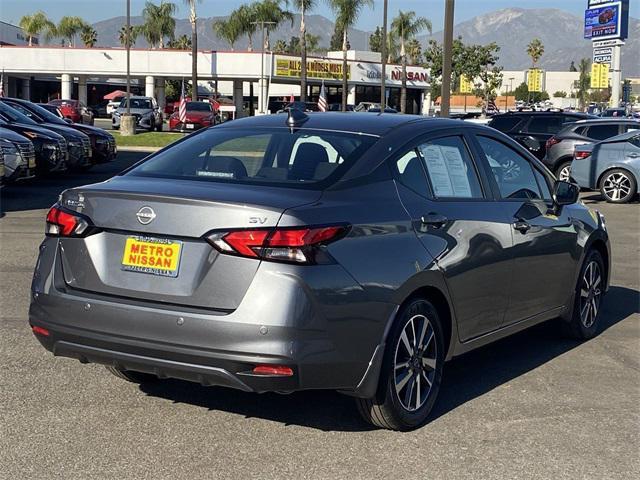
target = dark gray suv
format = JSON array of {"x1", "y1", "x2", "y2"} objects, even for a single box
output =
[
  {"x1": 544, "y1": 119, "x2": 640, "y2": 181},
  {"x1": 30, "y1": 112, "x2": 610, "y2": 431}
]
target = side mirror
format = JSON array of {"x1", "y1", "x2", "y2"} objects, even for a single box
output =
[
  {"x1": 64, "y1": 118, "x2": 73, "y2": 124},
  {"x1": 553, "y1": 180, "x2": 579, "y2": 206}
]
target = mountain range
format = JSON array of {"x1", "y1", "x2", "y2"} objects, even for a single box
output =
[{"x1": 90, "y1": 7, "x2": 640, "y2": 76}]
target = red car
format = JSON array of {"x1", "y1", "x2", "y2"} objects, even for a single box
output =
[
  {"x1": 169, "y1": 101, "x2": 216, "y2": 132},
  {"x1": 48, "y1": 99, "x2": 94, "y2": 125}
]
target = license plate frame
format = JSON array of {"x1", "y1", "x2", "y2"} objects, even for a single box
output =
[
  {"x1": 186, "y1": 123, "x2": 195, "y2": 129},
  {"x1": 121, "y1": 236, "x2": 183, "y2": 278}
]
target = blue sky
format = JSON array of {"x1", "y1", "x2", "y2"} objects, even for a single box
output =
[{"x1": 1, "y1": 0, "x2": 637, "y2": 31}]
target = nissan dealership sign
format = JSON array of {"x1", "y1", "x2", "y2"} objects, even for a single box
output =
[{"x1": 352, "y1": 63, "x2": 430, "y2": 86}]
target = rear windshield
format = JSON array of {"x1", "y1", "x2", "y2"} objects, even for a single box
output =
[
  {"x1": 120, "y1": 98, "x2": 152, "y2": 109},
  {"x1": 187, "y1": 102, "x2": 212, "y2": 112},
  {"x1": 127, "y1": 127, "x2": 378, "y2": 188},
  {"x1": 488, "y1": 116, "x2": 523, "y2": 132}
]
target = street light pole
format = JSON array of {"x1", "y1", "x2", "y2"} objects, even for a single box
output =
[
  {"x1": 380, "y1": 0, "x2": 388, "y2": 110},
  {"x1": 508, "y1": 77, "x2": 514, "y2": 111},
  {"x1": 126, "y1": 0, "x2": 131, "y2": 116},
  {"x1": 253, "y1": 21, "x2": 276, "y2": 114},
  {"x1": 440, "y1": 0, "x2": 455, "y2": 117}
]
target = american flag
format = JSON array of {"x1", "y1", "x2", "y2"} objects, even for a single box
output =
[
  {"x1": 318, "y1": 80, "x2": 327, "y2": 112},
  {"x1": 178, "y1": 80, "x2": 187, "y2": 124}
]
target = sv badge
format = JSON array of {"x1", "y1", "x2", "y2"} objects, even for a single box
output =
[{"x1": 249, "y1": 217, "x2": 268, "y2": 225}]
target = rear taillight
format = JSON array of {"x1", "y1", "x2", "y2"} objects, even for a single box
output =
[
  {"x1": 574, "y1": 150, "x2": 591, "y2": 160},
  {"x1": 206, "y1": 225, "x2": 348, "y2": 264},
  {"x1": 45, "y1": 205, "x2": 92, "y2": 237},
  {"x1": 545, "y1": 136, "x2": 560, "y2": 150}
]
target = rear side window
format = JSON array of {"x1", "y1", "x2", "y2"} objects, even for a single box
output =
[
  {"x1": 128, "y1": 128, "x2": 377, "y2": 188},
  {"x1": 416, "y1": 136, "x2": 484, "y2": 199},
  {"x1": 585, "y1": 124, "x2": 620, "y2": 140},
  {"x1": 527, "y1": 116, "x2": 563, "y2": 134},
  {"x1": 489, "y1": 116, "x2": 523, "y2": 132}
]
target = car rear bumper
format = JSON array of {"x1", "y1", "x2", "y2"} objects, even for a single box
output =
[
  {"x1": 29, "y1": 240, "x2": 395, "y2": 396},
  {"x1": 570, "y1": 158, "x2": 597, "y2": 189}
]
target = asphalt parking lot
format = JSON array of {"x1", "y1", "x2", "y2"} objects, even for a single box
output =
[{"x1": 1, "y1": 153, "x2": 638, "y2": 479}]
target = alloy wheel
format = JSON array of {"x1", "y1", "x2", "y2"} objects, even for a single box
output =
[
  {"x1": 579, "y1": 260, "x2": 602, "y2": 328},
  {"x1": 558, "y1": 165, "x2": 572, "y2": 182},
  {"x1": 393, "y1": 314, "x2": 437, "y2": 412},
  {"x1": 602, "y1": 172, "x2": 632, "y2": 201}
]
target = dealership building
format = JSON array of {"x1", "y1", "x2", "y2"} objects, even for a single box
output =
[{"x1": 0, "y1": 44, "x2": 432, "y2": 115}]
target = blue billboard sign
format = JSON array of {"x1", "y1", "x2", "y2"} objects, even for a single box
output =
[{"x1": 584, "y1": 1, "x2": 629, "y2": 40}]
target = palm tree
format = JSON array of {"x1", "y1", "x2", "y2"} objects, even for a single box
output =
[
  {"x1": 183, "y1": 0, "x2": 201, "y2": 99},
  {"x1": 233, "y1": 4, "x2": 257, "y2": 51},
  {"x1": 272, "y1": 38, "x2": 289, "y2": 54},
  {"x1": 576, "y1": 58, "x2": 591, "y2": 111},
  {"x1": 80, "y1": 25, "x2": 98, "y2": 47},
  {"x1": 291, "y1": 1, "x2": 317, "y2": 102},
  {"x1": 391, "y1": 10, "x2": 431, "y2": 113},
  {"x1": 406, "y1": 38, "x2": 422, "y2": 64},
  {"x1": 19, "y1": 11, "x2": 56, "y2": 46},
  {"x1": 57, "y1": 16, "x2": 87, "y2": 47},
  {"x1": 213, "y1": 19, "x2": 241, "y2": 50},
  {"x1": 168, "y1": 34, "x2": 192, "y2": 49},
  {"x1": 141, "y1": 1, "x2": 176, "y2": 49},
  {"x1": 526, "y1": 38, "x2": 544, "y2": 68},
  {"x1": 119, "y1": 25, "x2": 140, "y2": 48},
  {"x1": 328, "y1": 0, "x2": 374, "y2": 111},
  {"x1": 252, "y1": 1, "x2": 293, "y2": 50}
]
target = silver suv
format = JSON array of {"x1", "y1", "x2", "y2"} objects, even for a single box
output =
[
  {"x1": 544, "y1": 119, "x2": 640, "y2": 181},
  {"x1": 112, "y1": 96, "x2": 163, "y2": 132}
]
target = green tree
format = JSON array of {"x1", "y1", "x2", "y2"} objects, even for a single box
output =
[
  {"x1": 553, "y1": 90, "x2": 567, "y2": 98},
  {"x1": 576, "y1": 58, "x2": 591, "y2": 110},
  {"x1": 251, "y1": 1, "x2": 293, "y2": 50},
  {"x1": 369, "y1": 26, "x2": 382, "y2": 52},
  {"x1": 513, "y1": 82, "x2": 529, "y2": 101},
  {"x1": 233, "y1": 4, "x2": 257, "y2": 51},
  {"x1": 183, "y1": 0, "x2": 202, "y2": 99},
  {"x1": 141, "y1": 1, "x2": 176, "y2": 49},
  {"x1": 391, "y1": 10, "x2": 431, "y2": 112},
  {"x1": 291, "y1": 1, "x2": 317, "y2": 102},
  {"x1": 287, "y1": 33, "x2": 320, "y2": 54},
  {"x1": 406, "y1": 38, "x2": 422, "y2": 65},
  {"x1": 80, "y1": 25, "x2": 98, "y2": 47},
  {"x1": 213, "y1": 19, "x2": 241, "y2": 50},
  {"x1": 569, "y1": 60, "x2": 577, "y2": 72},
  {"x1": 526, "y1": 38, "x2": 544, "y2": 68},
  {"x1": 272, "y1": 38, "x2": 289, "y2": 53},
  {"x1": 328, "y1": 0, "x2": 375, "y2": 111},
  {"x1": 119, "y1": 25, "x2": 140, "y2": 48},
  {"x1": 168, "y1": 34, "x2": 192, "y2": 49},
  {"x1": 19, "y1": 11, "x2": 56, "y2": 46},
  {"x1": 57, "y1": 16, "x2": 87, "y2": 47}
]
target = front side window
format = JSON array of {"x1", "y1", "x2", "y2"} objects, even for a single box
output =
[
  {"x1": 416, "y1": 136, "x2": 484, "y2": 199},
  {"x1": 477, "y1": 136, "x2": 543, "y2": 200},
  {"x1": 128, "y1": 128, "x2": 377, "y2": 188},
  {"x1": 488, "y1": 116, "x2": 524, "y2": 132},
  {"x1": 527, "y1": 116, "x2": 563, "y2": 134}
]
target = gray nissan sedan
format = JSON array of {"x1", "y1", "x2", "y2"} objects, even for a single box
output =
[{"x1": 30, "y1": 111, "x2": 610, "y2": 431}]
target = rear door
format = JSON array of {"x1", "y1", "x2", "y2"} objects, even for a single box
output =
[
  {"x1": 391, "y1": 131, "x2": 514, "y2": 341},
  {"x1": 519, "y1": 115, "x2": 563, "y2": 159},
  {"x1": 472, "y1": 133, "x2": 579, "y2": 324}
]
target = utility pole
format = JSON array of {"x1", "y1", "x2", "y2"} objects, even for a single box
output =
[
  {"x1": 508, "y1": 77, "x2": 514, "y2": 111},
  {"x1": 253, "y1": 21, "x2": 275, "y2": 114},
  {"x1": 380, "y1": 0, "x2": 388, "y2": 110},
  {"x1": 610, "y1": 45, "x2": 621, "y2": 108},
  {"x1": 440, "y1": 0, "x2": 455, "y2": 117},
  {"x1": 126, "y1": 0, "x2": 131, "y2": 116}
]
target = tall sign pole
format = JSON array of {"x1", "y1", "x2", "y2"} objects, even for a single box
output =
[
  {"x1": 380, "y1": 0, "x2": 388, "y2": 110},
  {"x1": 440, "y1": 0, "x2": 455, "y2": 117}
]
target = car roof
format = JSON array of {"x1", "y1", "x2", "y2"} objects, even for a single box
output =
[
  {"x1": 570, "y1": 118, "x2": 639, "y2": 125},
  {"x1": 495, "y1": 111, "x2": 593, "y2": 117},
  {"x1": 215, "y1": 112, "x2": 460, "y2": 136}
]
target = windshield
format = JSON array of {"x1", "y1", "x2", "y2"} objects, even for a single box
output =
[
  {"x1": 186, "y1": 102, "x2": 212, "y2": 112},
  {"x1": 119, "y1": 98, "x2": 152, "y2": 109},
  {"x1": 127, "y1": 127, "x2": 378, "y2": 188},
  {"x1": 0, "y1": 102, "x2": 38, "y2": 125},
  {"x1": 17, "y1": 102, "x2": 68, "y2": 125}
]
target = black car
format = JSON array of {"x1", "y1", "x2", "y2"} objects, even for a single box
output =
[
  {"x1": 0, "y1": 127, "x2": 37, "y2": 182},
  {"x1": 488, "y1": 111, "x2": 594, "y2": 160},
  {"x1": 0, "y1": 99, "x2": 92, "y2": 169},
  {"x1": 30, "y1": 111, "x2": 610, "y2": 431},
  {"x1": 4, "y1": 98, "x2": 116, "y2": 164},
  {"x1": 0, "y1": 104, "x2": 67, "y2": 174}
]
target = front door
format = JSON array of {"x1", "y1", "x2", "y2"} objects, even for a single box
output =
[
  {"x1": 472, "y1": 134, "x2": 580, "y2": 325},
  {"x1": 391, "y1": 133, "x2": 515, "y2": 341}
]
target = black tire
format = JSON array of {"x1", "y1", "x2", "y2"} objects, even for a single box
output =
[
  {"x1": 562, "y1": 249, "x2": 606, "y2": 340},
  {"x1": 555, "y1": 161, "x2": 573, "y2": 183},
  {"x1": 106, "y1": 366, "x2": 158, "y2": 384},
  {"x1": 112, "y1": 125, "x2": 119, "y2": 131},
  {"x1": 599, "y1": 168, "x2": 637, "y2": 204},
  {"x1": 356, "y1": 298, "x2": 445, "y2": 431}
]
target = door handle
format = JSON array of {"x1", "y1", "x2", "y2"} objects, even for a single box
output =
[
  {"x1": 421, "y1": 213, "x2": 448, "y2": 228},
  {"x1": 626, "y1": 152, "x2": 639, "y2": 158},
  {"x1": 512, "y1": 219, "x2": 531, "y2": 234}
]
